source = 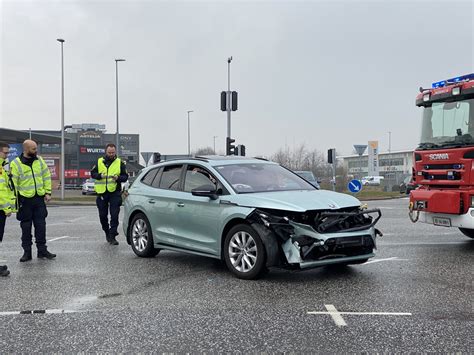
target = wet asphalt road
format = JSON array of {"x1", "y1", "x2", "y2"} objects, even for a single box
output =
[{"x1": 0, "y1": 197, "x2": 472, "y2": 352}]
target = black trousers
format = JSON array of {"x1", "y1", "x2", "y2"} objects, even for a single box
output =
[
  {"x1": 96, "y1": 192, "x2": 122, "y2": 237},
  {"x1": 0, "y1": 210, "x2": 5, "y2": 242},
  {"x1": 17, "y1": 195, "x2": 48, "y2": 252}
]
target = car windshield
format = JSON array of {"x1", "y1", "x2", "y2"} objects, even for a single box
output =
[
  {"x1": 214, "y1": 163, "x2": 315, "y2": 193},
  {"x1": 419, "y1": 98, "x2": 474, "y2": 148}
]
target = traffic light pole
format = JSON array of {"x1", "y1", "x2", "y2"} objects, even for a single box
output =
[{"x1": 227, "y1": 57, "x2": 232, "y2": 145}]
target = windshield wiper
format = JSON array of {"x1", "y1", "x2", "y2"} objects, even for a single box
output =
[{"x1": 418, "y1": 142, "x2": 441, "y2": 149}]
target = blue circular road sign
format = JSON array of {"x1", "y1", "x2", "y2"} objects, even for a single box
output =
[{"x1": 348, "y1": 179, "x2": 362, "y2": 193}]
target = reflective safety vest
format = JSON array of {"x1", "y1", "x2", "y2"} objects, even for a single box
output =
[
  {"x1": 94, "y1": 157, "x2": 121, "y2": 194},
  {"x1": 0, "y1": 159, "x2": 17, "y2": 213},
  {"x1": 10, "y1": 156, "x2": 52, "y2": 198}
]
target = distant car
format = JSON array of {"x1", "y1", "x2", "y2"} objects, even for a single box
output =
[
  {"x1": 400, "y1": 176, "x2": 418, "y2": 194},
  {"x1": 82, "y1": 179, "x2": 96, "y2": 195},
  {"x1": 361, "y1": 176, "x2": 384, "y2": 186},
  {"x1": 123, "y1": 156, "x2": 382, "y2": 279},
  {"x1": 294, "y1": 170, "x2": 320, "y2": 189}
]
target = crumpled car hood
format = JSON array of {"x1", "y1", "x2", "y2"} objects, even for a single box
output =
[{"x1": 225, "y1": 189, "x2": 361, "y2": 212}]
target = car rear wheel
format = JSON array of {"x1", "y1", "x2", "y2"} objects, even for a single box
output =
[
  {"x1": 458, "y1": 228, "x2": 474, "y2": 239},
  {"x1": 130, "y1": 213, "x2": 160, "y2": 257},
  {"x1": 223, "y1": 224, "x2": 266, "y2": 280}
]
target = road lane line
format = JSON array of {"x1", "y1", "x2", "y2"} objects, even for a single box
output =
[
  {"x1": 307, "y1": 311, "x2": 412, "y2": 316},
  {"x1": 0, "y1": 309, "x2": 77, "y2": 316},
  {"x1": 324, "y1": 304, "x2": 347, "y2": 327},
  {"x1": 380, "y1": 242, "x2": 467, "y2": 246},
  {"x1": 364, "y1": 257, "x2": 408, "y2": 264},
  {"x1": 307, "y1": 306, "x2": 412, "y2": 327},
  {"x1": 48, "y1": 236, "x2": 71, "y2": 242}
]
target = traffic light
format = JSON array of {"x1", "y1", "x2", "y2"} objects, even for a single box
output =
[
  {"x1": 226, "y1": 137, "x2": 236, "y2": 155},
  {"x1": 231, "y1": 91, "x2": 238, "y2": 111},
  {"x1": 220, "y1": 91, "x2": 227, "y2": 111},
  {"x1": 220, "y1": 91, "x2": 238, "y2": 111},
  {"x1": 237, "y1": 144, "x2": 245, "y2": 156},
  {"x1": 328, "y1": 148, "x2": 335, "y2": 164}
]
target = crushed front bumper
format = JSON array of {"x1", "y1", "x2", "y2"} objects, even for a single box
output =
[{"x1": 250, "y1": 208, "x2": 382, "y2": 269}]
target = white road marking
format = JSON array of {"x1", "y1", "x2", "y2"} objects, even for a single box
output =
[
  {"x1": 48, "y1": 236, "x2": 78, "y2": 242},
  {"x1": 381, "y1": 242, "x2": 467, "y2": 246},
  {"x1": 48, "y1": 217, "x2": 87, "y2": 226},
  {"x1": 0, "y1": 260, "x2": 7, "y2": 263},
  {"x1": 307, "y1": 305, "x2": 412, "y2": 327},
  {"x1": 323, "y1": 304, "x2": 347, "y2": 327},
  {"x1": 364, "y1": 257, "x2": 408, "y2": 264},
  {"x1": 0, "y1": 309, "x2": 77, "y2": 316}
]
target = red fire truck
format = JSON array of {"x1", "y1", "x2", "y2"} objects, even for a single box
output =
[{"x1": 409, "y1": 73, "x2": 474, "y2": 239}]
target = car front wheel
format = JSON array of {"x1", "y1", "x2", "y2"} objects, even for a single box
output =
[
  {"x1": 130, "y1": 213, "x2": 160, "y2": 257},
  {"x1": 223, "y1": 224, "x2": 266, "y2": 280}
]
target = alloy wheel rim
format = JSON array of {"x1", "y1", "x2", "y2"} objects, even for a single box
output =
[
  {"x1": 228, "y1": 231, "x2": 257, "y2": 272},
  {"x1": 132, "y1": 219, "x2": 148, "y2": 252}
]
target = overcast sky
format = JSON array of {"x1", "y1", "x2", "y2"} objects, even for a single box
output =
[{"x1": 1, "y1": 0, "x2": 473, "y2": 157}]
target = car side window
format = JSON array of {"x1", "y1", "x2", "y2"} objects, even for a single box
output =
[
  {"x1": 150, "y1": 168, "x2": 163, "y2": 188},
  {"x1": 141, "y1": 168, "x2": 159, "y2": 186},
  {"x1": 159, "y1": 165, "x2": 183, "y2": 191},
  {"x1": 184, "y1": 165, "x2": 217, "y2": 192}
]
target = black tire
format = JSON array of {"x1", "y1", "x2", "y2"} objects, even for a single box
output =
[
  {"x1": 82, "y1": 192, "x2": 86, "y2": 195},
  {"x1": 129, "y1": 213, "x2": 160, "y2": 257},
  {"x1": 459, "y1": 228, "x2": 474, "y2": 239},
  {"x1": 223, "y1": 224, "x2": 266, "y2": 280}
]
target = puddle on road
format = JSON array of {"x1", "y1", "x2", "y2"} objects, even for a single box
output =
[{"x1": 63, "y1": 295, "x2": 98, "y2": 311}]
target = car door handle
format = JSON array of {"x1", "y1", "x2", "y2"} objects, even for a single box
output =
[
  {"x1": 177, "y1": 202, "x2": 185, "y2": 207},
  {"x1": 148, "y1": 199, "x2": 156, "y2": 204}
]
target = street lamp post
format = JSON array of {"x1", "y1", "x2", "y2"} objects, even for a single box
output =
[
  {"x1": 213, "y1": 135, "x2": 218, "y2": 154},
  {"x1": 115, "y1": 58, "x2": 126, "y2": 155},
  {"x1": 187, "y1": 110, "x2": 194, "y2": 155},
  {"x1": 57, "y1": 38, "x2": 65, "y2": 201}
]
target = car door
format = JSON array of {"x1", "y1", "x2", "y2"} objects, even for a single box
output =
[
  {"x1": 172, "y1": 164, "x2": 227, "y2": 255},
  {"x1": 148, "y1": 164, "x2": 185, "y2": 246},
  {"x1": 136, "y1": 167, "x2": 167, "y2": 244}
]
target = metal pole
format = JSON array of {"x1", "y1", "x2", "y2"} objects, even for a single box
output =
[
  {"x1": 115, "y1": 59, "x2": 125, "y2": 156},
  {"x1": 57, "y1": 39, "x2": 65, "y2": 201},
  {"x1": 29, "y1": 128, "x2": 32, "y2": 139},
  {"x1": 332, "y1": 149, "x2": 336, "y2": 192},
  {"x1": 388, "y1": 131, "x2": 392, "y2": 184},
  {"x1": 187, "y1": 110, "x2": 193, "y2": 155},
  {"x1": 213, "y1": 135, "x2": 218, "y2": 154},
  {"x1": 227, "y1": 56, "x2": 232, "y2": 141}
]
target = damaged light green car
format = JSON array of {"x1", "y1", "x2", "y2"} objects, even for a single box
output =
[{"x1": 123, "y1": 157, "x2": 382, "y2": 279}]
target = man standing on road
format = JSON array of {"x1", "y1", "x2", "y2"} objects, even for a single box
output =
[
  {"x1": 10, "y1": 140, "x2": 56, "y2": 262},
  {"x1": 0, "y1": 143, "x2": 17, "y2": 276},
  {"x1": 90, "y1": 143, "x2": 128, "y2": 245}
]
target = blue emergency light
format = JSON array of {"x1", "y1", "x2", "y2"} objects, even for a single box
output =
[{"x1": 432, "y1": 73, "x2": 474, "y2": 88}]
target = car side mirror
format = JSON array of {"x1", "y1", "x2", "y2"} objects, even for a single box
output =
[{"x1": 191, "y1": 184, "x2": 218, "y2": 200}]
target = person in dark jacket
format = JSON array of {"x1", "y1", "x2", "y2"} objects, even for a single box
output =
[
  {"x1": 10, "y1": 140, "x2": 55, "y2": 262},
  {"x1": 90, "y1": 143, "x2": 128, "y2": 245}
]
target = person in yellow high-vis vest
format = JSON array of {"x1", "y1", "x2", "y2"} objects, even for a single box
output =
[
  {"x1": 0, "y1": 142, "x2": 17, "y2": 276},
  {"x1": 90, "y1": 143, "x2": 128, "y2": 245},
  {"x1": 10, "y1": 140, "x2": 56, "y2": 262}
]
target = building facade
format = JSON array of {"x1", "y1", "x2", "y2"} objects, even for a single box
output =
[
  {"x1": 31, "y1": 124, "x2": 142, "y2": 186},
  {"x1": 341, "y1": 150, "x2": 414, "y2": 185}
]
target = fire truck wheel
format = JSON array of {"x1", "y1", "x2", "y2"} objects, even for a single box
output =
[{"x1": 458, "y1": 228, "x2": 474, "y2": 239}]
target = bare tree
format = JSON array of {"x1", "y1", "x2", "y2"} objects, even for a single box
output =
[{"x1": 194, "y1": 147, "x2": 215, "y2": 156}]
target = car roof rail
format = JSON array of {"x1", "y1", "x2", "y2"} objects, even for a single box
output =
[{"x1": 253, "y1": 156, "x2": 269, "y2": 161}]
